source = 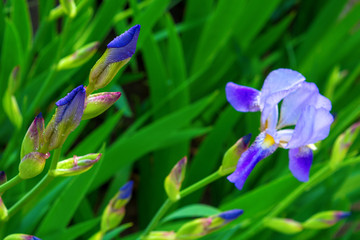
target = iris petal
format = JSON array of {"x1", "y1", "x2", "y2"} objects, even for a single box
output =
[
  {"x1": 260, "y1": 69, "x2": 305, "y2": 125},
  {"x1": 226, "y1": 82, "x2": 261, "y2": 112},
  {"x1": 289, "y1": 146, "x2": 313, "y2": 182},
  {"x1": 278, "y1": 82, "x2": 332, "y2": 128},
  {"x1": 227, "y1": 132, "x2": 278, "y2": 190},
  {"x1": 286, "y1": 105, "x2": 334, "y2": 149}
]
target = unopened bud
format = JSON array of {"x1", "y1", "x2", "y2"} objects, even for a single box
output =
[
  {"x1": 144, "y1": 231, "x2": 176, "y2": 240},
  {"x1": 51, "y1": 153, "x2": 101, "y2": 177},
  {"x1": 175, "y1": 209, "x2": 243, "y2": 239},
  {"x1": 219, "y1": 134, "x2": 251, "y2": 175},
  {"x1": 164, "y1": 157, "x2": 187, "y2": 201},
  {"x1": 82, "y1": 92, "x2": 121, "y2": 120},
  {"x1": 19, "y1": 152, "x2": 49, "y2": 179},
  {"x1": 0, "y1": 171, "x2": 6, "y2": 185},
  {"x1": 264, "y1": 218, "x2": 303, "y2": 234},
  {"x1": 4, "y1": 234, "x2": 41, "y2": 240},
  {"x1": 330, "y1": 122, "x2": 360, "y2": 169},
  {"x1": 303, "y1": 211, "x2": 350, "y2": 229},
  {"x1": 0, "y1": 197, "x2": 8, "y2": 221},
  {"x1": 88, "y1": 25, "x2": 140, "y2": 94},
  {"x1": 21, "y1": 113, "x2": 45, "y2": 159},
  {"x1": 57, "y1": 42, "x2": 99, "y2": 70},
  {"x1": 44, "y1": 85, "x2": 86, "y2": 151},
  {"x1": 101, "y1": 181, "x2": 134, "y2": 233},
  {"x1": 59, "y1": 0, "x2": 76, "y2": 18}
]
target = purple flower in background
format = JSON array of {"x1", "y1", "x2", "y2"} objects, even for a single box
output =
[{"x1": 226, "y1": 69, "x2": 333, "y2": 190}]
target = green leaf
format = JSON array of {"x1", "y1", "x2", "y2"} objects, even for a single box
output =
[
  {"x1": 10, "y1": 0, "x2": 32, "y2": 52},
  {"x1": 103, "y1": 223, "x2": 133, "y2": 240},
  {"x1": 161, "y1": 204, "x2": 220, "y2": 224}
]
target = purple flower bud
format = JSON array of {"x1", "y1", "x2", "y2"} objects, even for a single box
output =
[
  {"x1": 0, "y1": 171, "x2": 6, "y2": 185},
  {"x1": 3, "y1": 234, "x2": 42, "y2": 240},
  {"x1": 218, "y1": 209, "x2": 244, "y2": 222},
  {"x1": 118, "y1": 180, "x2": 134, "y2": 200},
  {"x1": 303, "y1": 211, "x2": 350, "y2": 229},
  {"x1": 21, "y1": 113, "x2": 45, "y2": 159},
  {"x1": 82, "y1": 92, "x2": 121, "y2": 120},
  {"x1": 44, "y1": 85, "x2": 86, "y2": 151},
  {"x1": 88, "y1": 25, "x2": 141, "y2": 93},
  {"x1": 164, "y1": 157, "x2": 187, "y2": 201}
]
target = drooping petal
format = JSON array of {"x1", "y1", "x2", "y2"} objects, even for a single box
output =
[
  {"x1": 225, "y1": 82, "x2": 260, "y2": 112},
  {"x1": 227, "y1": 132, "x2": 278, "y2": 190},
  {"x1": 260, "y1": 69, "x2": 305, "y2": 125},
  {"x1": 278, "y1": 82, "x2": 332, "y2": 128},
  {"x1": 288, "y1": 146, "x2": 313, "y2": 182},
  {"x1": 286, "y1": 105, "x2": 334, "y2": 149}
]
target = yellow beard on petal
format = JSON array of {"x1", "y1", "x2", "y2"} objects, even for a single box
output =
[{"x1": 263, "y1": 133, "x2": 276, "y2": 148}]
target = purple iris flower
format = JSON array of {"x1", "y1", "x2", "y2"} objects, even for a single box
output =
[{"x1": 226, "y1": 69, "x2": 333, "y2": 190}]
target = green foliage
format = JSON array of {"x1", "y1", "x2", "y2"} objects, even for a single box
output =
[{"x1": 1, "y1": 0, "x2": 360, "y2": 239}]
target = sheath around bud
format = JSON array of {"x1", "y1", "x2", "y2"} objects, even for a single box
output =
[
  {"x1": 303, "y1": 211, "x2": 350, "y2": 229},
  {"x1": 57, "y1": 42, "x2": 99, "y2": 70},
  {"x1": 330, "y1": 122, "x2": 360, "y2": 169},
  {"x1": 0, "y1": 197, "x2": 8, "y2": 220},
  {"x1": 19, "y1": 152, "x2": 50, "y2": 179},
  {"x1": 0, "y1": 171, "x2": 6, "y2": 185},
  {"x1": 143, "y1": 231, "x2": 176, "y2": 240},
  {"x1": 82, "y1": 92, "x2": 121, "y2": 120},
  {"x1": 101, "y1": 181, "x2": 134, "y2": 233},
  {"x1": 3, "y1": 234, "x2": 41, "y2": 240},
  {"x1": 176, "y1": 209, "x2": 243, "y2": 239},
  {"x1": 21, "y1": 113, "x2": 45, "y2": 159},
  {"x1": 219, "y1": 134, "x2": 251, "y2": 175},
  {"x1": 51, "y1": 153, "x2": 101, "y2": 177},
  {"x1": 264, "y1": 218, "x2": 303, "y2": 234},
  {"x1": 59, "y1": 0, "x2": 76, "y2": 17},
  {"x1": 44, "y1": 85, "x2": 86, "y2": 151},
  {"x1": 164, "y1": 157, "x2": 187, "y2": 201},
  {"x1": 88, "y1": 25, "x2": 140, "y2": 93}
]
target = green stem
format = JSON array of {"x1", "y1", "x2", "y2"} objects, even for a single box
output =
[
  {"x1": 0, "y1": 175, "x2": 23, "y2": 193},
  {"x1": 7, "y1": 147, "x2": 62, "y2": 218},
  {"x1": 140, "y1": 170, "x2": 222, "y2": 239}
]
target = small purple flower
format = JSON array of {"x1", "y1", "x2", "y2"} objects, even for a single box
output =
[
  {"x1": 226, "y1": 69, "x2": 333, "y2": 190},
  {"x1": 44, "y1": 85, "x2": 86, "y2": 151},
  {"x1": 118, "y1": 180, "x2": 134, "y2": 200},
  {"x1": 218, "y1": 209, "x2": 244, "y2": 222}
]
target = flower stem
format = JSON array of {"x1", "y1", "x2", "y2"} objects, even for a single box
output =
[
  {"x1": 0, "y1": 175, "x2": 22, "y2": 193},
  {"x1": 7, "y1": 147, "x2": 62, "y2": 218},
  {"x1": 140, "y1": 170, "x2": 222, "y2": 239}
]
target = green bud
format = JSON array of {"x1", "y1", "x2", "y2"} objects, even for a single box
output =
[
  {"x1": 19, "y1": 152, "x2": 49, "y2": 179},
  {"x1": 302, "y1": 211, "x2": 350, "y2": 229},
  {"x1": 57, "y1": 42, "x2": 99, "y2": 70},
  {"x1": 219, "y1": 134, "x2": 251, "y2": 175},
  {"x1": 48, "y1": 5, "x2": 65, "y2": 21},
  {"x1": 0, "y1": 197, "x2": 8, "y2": 221},
  {"x1": 264, "y1": 218, "x2": 303, "y2": 234},
  {"x1": 330, "y1": 122, "x2": 360, "y2": 169},
  {"x1": 2, "y1": 66, "x2": 22, "y2": 129},
  {"x1": 82, "y1": 92, "x2": 121, "y2": 120},
  {"x1": 21, "y1": 113, "x2": 45, "y2": 159},
  {"x1": 4, "y1": 234, "x2": 42, "y2": 240},
  {"x1": 51, "y1": 153, "x2": 101, "y2": 177},
  {"x1": 143, "y1": 231, "x2": 176, "y2": 240},
  {"x1": 164, "y1": 157, "x2": 187, "y2": 201},
  {"x1": 59, "y1": 0, "x2": 76, "y2": 18}
]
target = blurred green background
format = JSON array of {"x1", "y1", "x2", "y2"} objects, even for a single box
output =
[{"x1": 1, "y1": 0, "x2": 360, "y2": 239}]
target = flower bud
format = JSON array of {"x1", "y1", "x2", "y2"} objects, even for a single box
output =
[
  {"x1": 219, "y1": 134, "x2": 251, "y2": 175},
  {"x1": 175, "y1": 209, "x2": 243, "y2": 239},
  {"x1": 82, "y1": 92, "x2": 121, "y2": 120},
  {"x1": 101, "y1": 181, "x2": 134, "y2": 233},
  {"x1": 164, "y1": 157, "x2": 187, "y2": 201},
  {"x1": 59, "y1": 0, "x2": 76, "y2": 18},
  {"x1": 88, "y1": 25, "x2": 140, "y2": 93},
  {"x1": 21, "y1": 113, "x2": 45, "y2": 159},
  {"x1": 0, "y1": 197, "x2": 8, "y2": 221},
  {"x1": 44, "y1": 85, "x2": 86, "y2": 151},
  {"x1": 51, "y1": 153, "x2": 101, "y2": 177},
  {"x1": 264, "y1": 218, "x2": 303, "y2": 234},
  {"x1": 330, "y1": 122, "x2": 360, "y2": 169},
  {"x1": 0, "y1": 171, "x2": 6, "y2": 185},
  {"x1": 303, "y1": 211, "x2": 350, "y2": 229},
  {"x1": 3, "y1": 234, "x2": 41, "y2": 240},
  {"x1": 3, "y1": 66, "x2": 22, "y2": 129},
  {"x1": 143, "y1": 231, "x2": 176, "y2": 240},
  {"x1": 57, "y1": 42, "x2": 99, "y2": 70},
  {"x1": 19, "y1": 152, "x2": 49, "y2": 179}
]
